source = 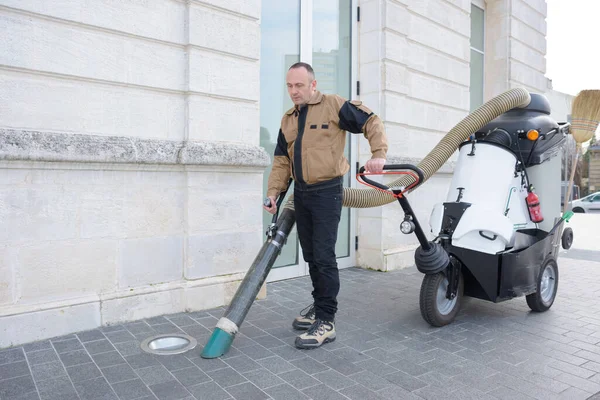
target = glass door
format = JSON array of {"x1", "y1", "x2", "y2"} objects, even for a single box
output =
[{"x1": 261, "y1": 0, "x2": 356, "y2": 282}]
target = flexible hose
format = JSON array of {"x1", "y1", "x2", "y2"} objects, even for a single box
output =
[{"x1": 326, "y1": 88, "x2": 532, "y2": 209}]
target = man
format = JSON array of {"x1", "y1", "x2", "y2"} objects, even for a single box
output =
[{"x1": 263, "y1": 62, "x2": 388, "y2": 349}]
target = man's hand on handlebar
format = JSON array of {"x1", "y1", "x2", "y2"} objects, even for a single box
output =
[
  {"x1": 365, "y1": 158, "x2": 385, "y2": 173},
  {"x1": 263, "y1": 196, "x2": 277, "y2": 215}
]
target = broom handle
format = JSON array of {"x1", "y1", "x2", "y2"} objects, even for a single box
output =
[{"x1": 562, "y1": 146, "x2": 580, "y2": 215}]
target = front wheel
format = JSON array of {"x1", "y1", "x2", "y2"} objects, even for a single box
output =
[
  {"x1": 419, "y1": 271, "x2": 463, "y2": 327},
  {"x1": 526, "y1": 257, "x2": 558, "y2": 312},
  {"x1": 561, "y1": 227, "x2": 573, "y2": 250}
]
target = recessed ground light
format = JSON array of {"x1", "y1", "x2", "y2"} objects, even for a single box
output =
[{"x1": 140, "y1": 334, "x2": 197, "y2": 355}]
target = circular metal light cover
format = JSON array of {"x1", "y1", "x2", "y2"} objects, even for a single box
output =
[
  {"x1": 400, "y1": 220, "x2": 415, "y2": 234},
  {"x1": 140, "y1": 334, "x2": 197, "y2": 355}
]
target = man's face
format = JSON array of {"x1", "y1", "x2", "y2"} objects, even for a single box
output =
[{"x1": 286, "y1": 67, "x2": 316, "y2": 106}]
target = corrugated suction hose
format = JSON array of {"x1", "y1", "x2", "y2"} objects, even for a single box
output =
[{"x1": 320, "y1": 87, "x2": 531, "y2": 209}]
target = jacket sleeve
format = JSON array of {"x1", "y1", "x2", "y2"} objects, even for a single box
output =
[
  {"x1": 266, "y1": 128, "x2": 292, "y2": 198},
  {"x1": 334, "y1": 96, "x2": 388, "y2": 160}
]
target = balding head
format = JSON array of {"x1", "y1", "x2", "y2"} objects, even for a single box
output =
[{"x1": 286, "y1": 62, "x2": 317, "y2": 106}]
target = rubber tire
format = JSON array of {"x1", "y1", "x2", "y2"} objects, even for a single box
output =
[
  {"x1": 419, "y1": 271, "x2": 463, "y2": 327},
  {"x1": 526, "y1": 257, "x2": 558, "y2": 312},
  {"x1": 573, "y1": 207, "x2": 585, "y2": 213},
  {"x1": 561, "y1": 227, "x2": 573, "y2": 250}
]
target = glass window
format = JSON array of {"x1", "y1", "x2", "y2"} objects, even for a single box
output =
[
  {"x1": 312, "y1": 0, "x2": 352, "y2": 258},
  {"x1": 470, "y1": 5, "x2": 484, "y2": 51},
  {"x1": 470, "y1": 4, "x2": 484, "y2": 111},
  {"x1": 260, "y1": 1, "x2": 301, "y2": 267}
]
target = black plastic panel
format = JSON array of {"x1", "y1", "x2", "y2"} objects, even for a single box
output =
[
  {"x1": 447, "y1": 246, "x2": 501, "y2": 302},
  {"x1": 498, "y1": 229, "x2": 554, "y2": 299},
  {"x1": 440, "y1": 202, "x2": 471, "y2": 236},
  {"x1": 446, "y1": 228, "x2": 557, "y2": 303},
  {"x1": 472, "y1": 93, "x2": 566, "y2": 167}
]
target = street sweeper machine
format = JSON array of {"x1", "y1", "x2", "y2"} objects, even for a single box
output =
[
  {"x1": 200, "y1": 88, "x2": 599, "y2": 359},
  {"x1": 358, "y1": 93, "x2": 572, "y2": 327}
]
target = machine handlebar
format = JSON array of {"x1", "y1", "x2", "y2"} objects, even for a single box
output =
[{"x1": 357, "y1": 164, "x2": 425, "y2": 194}]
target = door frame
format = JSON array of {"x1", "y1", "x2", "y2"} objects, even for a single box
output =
[{"x1": 336, "y1": 0, "x2": 359, "y2": 271}]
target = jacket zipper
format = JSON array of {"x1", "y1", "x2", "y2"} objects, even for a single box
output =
[{"x1": 293, "y1": 106, "x2": 308, "y2": 184}]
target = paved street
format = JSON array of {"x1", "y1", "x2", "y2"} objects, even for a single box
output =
[{"x1": 1, "y1": 214, "x2": 599, "y2": 400}]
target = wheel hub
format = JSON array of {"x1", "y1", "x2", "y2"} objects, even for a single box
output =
[
  {"x1": 436, "y1": 277, "x2": 458, "y2": 315},
  {"x1": 540, "y1": 265, "x2": 556, "y2": 303}
]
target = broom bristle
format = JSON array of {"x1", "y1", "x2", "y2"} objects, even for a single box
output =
[{"x1": 571, "y1": 90, "x2": 600, "y2": 145}]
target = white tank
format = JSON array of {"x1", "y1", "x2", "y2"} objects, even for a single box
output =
[
  {"x1": 446, "y1": 143, "x2": 517, "y2": 212},
  {"x1": 433, "y1": 142, "x2": 522, "y2": 254},
  {"x1": 429, "y1": 141, "x2": 559, "y2": 255}
]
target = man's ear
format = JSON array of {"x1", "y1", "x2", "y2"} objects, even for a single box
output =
[{"x1": 311, "y1": 79, "x2": 317, "y2": 90}]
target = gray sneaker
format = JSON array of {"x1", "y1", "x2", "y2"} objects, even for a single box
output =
[
  {"x1": 295, "y1": 320, "x2": 336, "y2": 349},
  {"x1": 292, "y1": 304, "x2": 316, "y2": 330}
]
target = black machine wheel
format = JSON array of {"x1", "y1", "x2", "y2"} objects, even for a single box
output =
[
  {"x1": 573, "y1": 207, "x2": 585, "y2": 213},
  {"x1": 561, "y1": 227, "x2": 573, "y2": 250},
  {"x1": 526, "y1": 257, "x2": 559, "y2": 312},
  {"x1": 419, "y1": 271, "x2": 463, "y2": 327}
]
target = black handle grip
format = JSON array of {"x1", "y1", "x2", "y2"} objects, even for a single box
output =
[
  {"x1": 265, "y1": 178, "x2": 294, "y2": 226},
  {"x1": 358, "y1": 164, "x2": 425, "y2": 191}
]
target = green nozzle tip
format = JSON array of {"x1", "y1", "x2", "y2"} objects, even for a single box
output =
[
  {"x1": 563, "y1": 210, "x2": 574, "y2": 222},
  {"x1": 200, "y1": 328, "x2": 234, "y2": 359}
]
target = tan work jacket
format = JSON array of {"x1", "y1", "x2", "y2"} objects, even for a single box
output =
[{"x1": 267, "y1": 91, "x2": 388, "y2": 197}]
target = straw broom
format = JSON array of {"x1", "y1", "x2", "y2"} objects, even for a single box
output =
[{"x1": 563, "y1": 90, "x2": 600, "y2": 214}]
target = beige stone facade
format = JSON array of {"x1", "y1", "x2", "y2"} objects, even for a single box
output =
[{"x1": 0, "y1": 0, "x2": 563, "y2": 347}]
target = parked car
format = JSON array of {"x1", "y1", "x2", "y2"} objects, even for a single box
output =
[{"x1": 569, "y1": 191, "x2": 600, "y2": 213}]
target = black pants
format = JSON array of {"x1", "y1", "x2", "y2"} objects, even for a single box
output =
[{"x1": 294, "y1": 178, "x2": 343, "y2": 322}]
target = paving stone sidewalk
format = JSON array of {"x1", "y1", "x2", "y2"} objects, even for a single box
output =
[{"x1": 2, "y1": 250, "x2": 600, "y2": 400}]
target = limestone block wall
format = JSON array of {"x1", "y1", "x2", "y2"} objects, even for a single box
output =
[
  {"x1": 0, "y1": 0, "x2": 553, "y2": 345},
  {"x1": 0, "y1": 0, "x2": 260, "y2": 143},
  {"x1": 0, "y1": 0, "x2": 266, "y2": 348},
  {"x1": 485, "y1": 0, "x2": 548, "y2": 99},
  {"x1": 508, "y1": 0, "x2": 547, "y2": 93}
]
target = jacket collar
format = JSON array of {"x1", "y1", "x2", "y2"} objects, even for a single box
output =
[
  {"x1": 285, "y1": 91, "x2": 323, "y2": 115},
  {"x1": 307, "y1": 90, "x2": 323, "y2": 105}
]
